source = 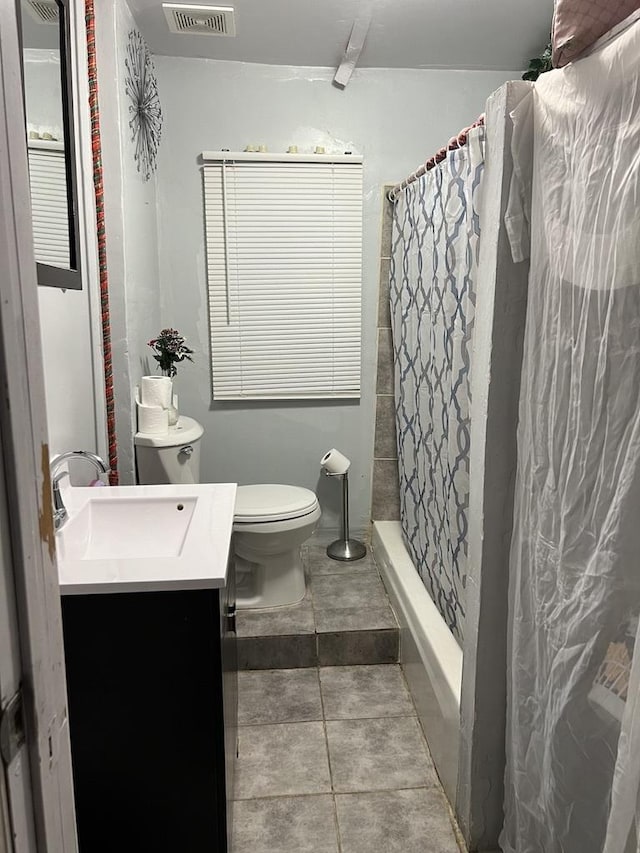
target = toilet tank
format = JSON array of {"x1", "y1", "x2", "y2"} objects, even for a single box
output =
[{"x1": 134, "y1": 416, "x2": 204, "y2": 485}]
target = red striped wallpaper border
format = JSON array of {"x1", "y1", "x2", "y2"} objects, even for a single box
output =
[{"x1": 85, "y1": 0, "x2": 119, "y2": 485}]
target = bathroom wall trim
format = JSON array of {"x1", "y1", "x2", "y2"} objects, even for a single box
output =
[{"x1": 372, "y1": 521, "x2": 462, "y2": 807}]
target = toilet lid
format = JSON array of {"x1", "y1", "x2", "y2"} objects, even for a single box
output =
[{"x1": 235, "y1": 484, "x2": 318, "y2": 522}]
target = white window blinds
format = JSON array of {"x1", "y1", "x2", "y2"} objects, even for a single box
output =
[
  {"x1": 27, "y1": 140, "x2": 70, "y2": 269},
  {"x1": 202, "y1": 152, "x2": 363, "y2": 400}
]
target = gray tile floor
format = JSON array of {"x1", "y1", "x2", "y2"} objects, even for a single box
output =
[
  {"x1": 232, "y1": 664, "x2": 463, "y2": 852},
  {"x1": 237, "y1": 544, "x2": 394, "y2": 638},
  {"x1": 236, "y1": 544, "x2": 400, "y2": 669},
  {"x1": 237, "y1": 539, "x2": 399, "y2": 670}
]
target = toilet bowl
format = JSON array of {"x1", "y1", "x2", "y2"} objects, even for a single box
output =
[
  {"x1": 134, "y1": 416, "x2": 320, "y2": 609},
  {"x1": 234, "y1": 484, "x2": 321, "y2": 608}
]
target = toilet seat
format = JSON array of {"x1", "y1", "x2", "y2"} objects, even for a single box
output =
[{"x1": 235, "y1": 484, "x2": 319, "y2": 523}]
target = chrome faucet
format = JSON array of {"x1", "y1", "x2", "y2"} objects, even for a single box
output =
[{"x1": 50, "y1": 450, "x2": 109, "y2": 530}]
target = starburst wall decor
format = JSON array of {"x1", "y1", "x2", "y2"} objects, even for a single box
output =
[{"x1": 124, "y1": 29, "x2": 162, "y2": 182}]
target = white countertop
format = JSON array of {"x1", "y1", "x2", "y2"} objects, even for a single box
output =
[{"x1": 57, "y1": 482, "x2": 237, "y2": 596}]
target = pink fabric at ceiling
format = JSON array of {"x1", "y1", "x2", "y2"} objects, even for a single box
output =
[{"x1": 552, "y1": 0, "x2": 640, "y2": 66}]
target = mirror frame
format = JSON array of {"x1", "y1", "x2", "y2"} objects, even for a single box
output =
[{"x1": 20, "y1": 0, "x2": 82, "y2": 290}]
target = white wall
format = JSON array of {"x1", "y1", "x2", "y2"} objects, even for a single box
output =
[
  {"x1": 37, "y1": 288, "x2": 98, "y2": 457},
  {"x1": 154, "y1": 58, "x2": 515, "y2": 533},
  {"x1": 96, "y1": 0, "x2": 162, "y2": 483}
]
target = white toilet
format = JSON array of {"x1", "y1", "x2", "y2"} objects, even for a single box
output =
[{"x1": 134, "y1": 416, "x2": 320, "y2": 609}]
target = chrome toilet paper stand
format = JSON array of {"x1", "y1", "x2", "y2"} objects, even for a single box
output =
[{"x1": 324, "y1": 469, "x2": 367, "y2": 561}]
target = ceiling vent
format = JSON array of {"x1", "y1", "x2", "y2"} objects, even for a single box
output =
[
  {"x1": 24, "y1": 0, "x2": 59, "y2": 24},
  {"x1": 163, "y1": 4, "x2": 236, "y2": 37}
]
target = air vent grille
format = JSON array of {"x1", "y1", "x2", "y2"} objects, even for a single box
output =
[
  {"x1": 25, "y1": 0, "x2": 59, "y2": 24},
  {"x1": 163, "y1": 4, "x2": 236, "y2": 36}
]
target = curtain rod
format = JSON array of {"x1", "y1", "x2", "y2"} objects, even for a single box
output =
[{"x1": 387, "y1": 114, "x2": 485, "y2": 202}]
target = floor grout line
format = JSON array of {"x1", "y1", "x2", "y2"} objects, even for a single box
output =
[
  {"x1": 241, "y1": 662, "x2": 406, "y2": 673},
  {"x1": 332, "y1": 793, "x2": 343, "y2": 853},
  {"x1": 323, "y1": 711, "x2": 417, "y2": 724},
  {"x1": 232, "y1": 791, "x2": 334, "y2": 804},
  {"x1": 333, "y1": 784, "x2": 436, "y2": 798},
  {"x1": 238, "y1": 714, "x2": 422, "y2": 728},
  {"x1": 317, "y1": 667, "x2": 335, "y2": 791},
  {"x1": 237, "y1": 717, "x2": 323, "y2": 727},
  {"x1": 233, "y1": 783, "x2": 439, "y2": 803},
  {"x1": 238, "y1": 710, "x2": 419, "y2": 728},
  {"x1": 316, "y1": 666, "x2": 344, "y2": 853}
]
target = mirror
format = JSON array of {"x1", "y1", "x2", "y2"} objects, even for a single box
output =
[{"x1": 19, "y1": 0, "x2": 81, "y2": 289}]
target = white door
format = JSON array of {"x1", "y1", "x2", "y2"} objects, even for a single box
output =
[
  {"x1": 0, "y1": 440, "x2": 37, "y2": 853},
  {"x1": 0, "y1": 0, "x2": 77, "y2": 850},
  {"x1": 0, "y1": 772, "x2": 13, "y2": 853}
]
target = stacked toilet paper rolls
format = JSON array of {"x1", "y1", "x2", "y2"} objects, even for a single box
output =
[
  {"x1": 137, "y1": 400, "x2": 169, "y2": 434},
  {"x1": 140, "y1": 376, "x2": 172, "y2": 409},
  {"x1": 320, "y1": 448, "x2": 351, "y2": 475},
  {"x1": 136, "y1": 376, "x2": 174, "y2": 435}
]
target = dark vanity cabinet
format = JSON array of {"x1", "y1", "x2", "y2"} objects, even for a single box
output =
[{"x1": 61, "y1": 557, "x2": 237, "y2": 853}]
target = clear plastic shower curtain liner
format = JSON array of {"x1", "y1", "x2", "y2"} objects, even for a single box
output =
[{"x1": 501, "y1": 18, "x2": 640, "y2": 853}]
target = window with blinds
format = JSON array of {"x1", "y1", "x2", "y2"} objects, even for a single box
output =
[
  {"x1": 202, "y1": 152, "x2": 363, "y2": 401},
  {"x1": 27, "y1": 140, "x2": 70, "y2": 269}
]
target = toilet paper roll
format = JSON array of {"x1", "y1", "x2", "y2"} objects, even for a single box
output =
[
  {"x1": 320, "y1": 448, "x2": 351, "y2": 475},
  {"x1": 137, "y1": 402, "x2": 169, "y2": 435},
  {"x1": 140, "y1": 375, "x2": 172, "y2": 409}
]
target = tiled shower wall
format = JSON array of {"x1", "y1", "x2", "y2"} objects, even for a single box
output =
[{"x1": 371, "y1": 191, "x2": 401, "y2": 521}]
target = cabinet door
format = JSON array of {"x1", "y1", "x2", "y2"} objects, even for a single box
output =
[
  {"x1": 63, "y1": 590, "x2": 225, "y2": 852},
  {"x1": 220, "y1": 546, "x2": 238, "y2": 847}
]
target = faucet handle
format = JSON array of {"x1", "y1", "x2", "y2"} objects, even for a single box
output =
[
  {"x1": 52, "y1": 469, "x2": 70, "y2": 486},
  {"x1": 49, "y1": 450, "x2": 109, "y2": 530},
  {"x1": 52, "y1": 470, "x2": 69, "y2": 528}
]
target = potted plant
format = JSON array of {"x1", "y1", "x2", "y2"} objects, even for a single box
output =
[
  {"x1": 145, "y1": 329, "x2": 193, "y2": 425},
  {"x1": 148, "y1": 328, "x2": 194, "y2": 377}
]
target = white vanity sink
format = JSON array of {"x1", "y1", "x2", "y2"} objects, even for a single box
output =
[{"x1": 56, "y1": 483, "x2": 237, "y2": 595}]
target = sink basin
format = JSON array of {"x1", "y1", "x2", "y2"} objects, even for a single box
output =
[
  {"x1": 60, "y1": 495, "x2": 198, "y2": 561},
  {"x1": 56, "y1": 483, "x2": 237, "y2": 596}
]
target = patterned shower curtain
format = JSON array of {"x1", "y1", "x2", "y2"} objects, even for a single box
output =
[{"x1": 389, "y1": 127, "x2": 485, "y2": 644}]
